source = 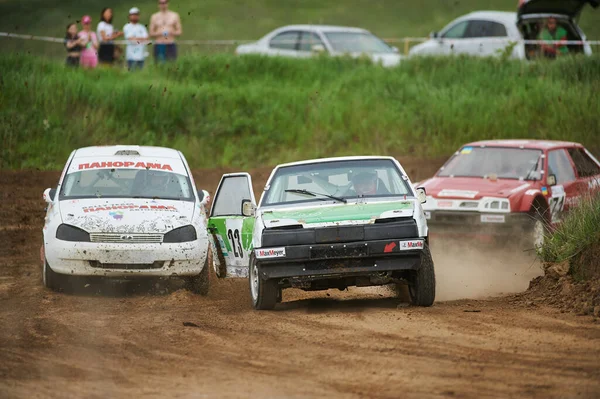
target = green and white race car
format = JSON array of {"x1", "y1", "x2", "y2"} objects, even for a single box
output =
[{"x1": 207, "y1": 156, "x2": 435, "y2": 310}]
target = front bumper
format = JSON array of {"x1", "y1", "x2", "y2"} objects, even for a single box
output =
[
  {"x1": 425, "y1": 210, "x2": 533, "y2": 236},
  {"x1": 256, "y1": 238, "x2": 424, "y2": 280},
  {"x1": 44, "y1": 236, "x2": 209, "y2": 277}
]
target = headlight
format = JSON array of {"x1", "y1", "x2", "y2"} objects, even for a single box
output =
[
  {"x1": 56, "y1": 224, "x2": 90, "y2": 242},
  {"x1": 481, "y1": 198, "x2": 511, "y2": 212},
  {"x1": 163, "y1": 225, "x2": 197, "y2": 243}
]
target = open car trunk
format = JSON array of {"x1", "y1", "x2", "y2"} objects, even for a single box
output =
[
  {"x1": 517, "y1": 16, "x2": 587, "y2": 59},
  {"x1": 518, "y1": 0, "x2": 599, "y2": 20}
]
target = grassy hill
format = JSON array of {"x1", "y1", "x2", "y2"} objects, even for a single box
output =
[
  {"x1": 1, "y1": 0, "x2": 599, "y2": 57},
  {"x1": 1, "y1": 54, "x2": 598, "y2": 170}
]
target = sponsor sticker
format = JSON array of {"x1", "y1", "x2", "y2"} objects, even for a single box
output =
[
  {"x1": 541, "y1": 186, "x2": 548, "y2": 196},
  {"x1": 589, "y1": 177, "x2": 600, "y2": 190},
  {"x1": 82, "y1": 203, "x2": 178, "y2": 213},
  {"x1": 438, "y1": 189, "x2": 478, "y2": 199},
  {"x1": 461, "y1": 147, "x2": 473, "y2": 154},
  {"x1": 424, "y1": 211, "x2": 431, "y2": 220},
  {"x1": 78, "y1": 161, "x2": 173, "y2": 171},
  {"x1": 399, "y1": 240, "x2": 424, "y2": 251},
  {"x1": 109, "y1": 211, "x2": 124, "y2": 220},
  {"x1": 256, "y1": 247, "x2": 286, "y2": 259},
  {"x1": 481, "y1": 214, "x2": 505, "y2": 223}
]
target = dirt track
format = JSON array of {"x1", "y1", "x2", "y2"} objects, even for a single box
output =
[{"x1": 1, "y1": 164, "x2": 600, "y2": 399}]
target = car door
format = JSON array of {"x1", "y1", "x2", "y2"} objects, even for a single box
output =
[
  {"x1": 296, "y1": 30, "x2": 327, "y2": 58},
  {"x1": 464, "y1": 20, "x2": 512, "y2": 57},
  {"x1": 546, "y1": 148, "x2": 578, "y2": 223},
  {"x1": 207, "y1": 173, "x2": 256, "y2": 278},
  {"x1": 266, "y1": 30, "x2": 301, "y2": 57},
  {"x1": 437, "y1": 20, "x2": 471, "y2": 54},
  {"x1": 567, "y1": 146, "x2": 600, "y2": 198}
]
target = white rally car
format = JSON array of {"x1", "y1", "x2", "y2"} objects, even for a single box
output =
[{"x1": 41, "y1": 146, "x2": 211, "y2": 293}]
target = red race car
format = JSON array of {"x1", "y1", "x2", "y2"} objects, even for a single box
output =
[{"x1": 418, "y1": 140, "x2": 600, "y2": 248}]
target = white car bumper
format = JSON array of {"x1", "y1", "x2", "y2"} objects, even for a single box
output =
[{"x1": 44, "y1": 237, "x2": 209, "y2": 277}]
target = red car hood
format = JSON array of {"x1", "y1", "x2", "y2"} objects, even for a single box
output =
[{"x1": 421, "y1": 177, "x2": 532, "y2": 199}]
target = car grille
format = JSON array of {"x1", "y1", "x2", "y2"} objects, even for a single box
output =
[
  {"x1": 89, "y1": 233, "x2": 163, "y2": 244},
  {"x1": 89, "y1": 261, "x2": 165, "y2": 270}
]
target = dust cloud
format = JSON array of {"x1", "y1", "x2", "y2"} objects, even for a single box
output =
[{"x1": 431, "y1": 239, "x2": 543, "y2": 302}]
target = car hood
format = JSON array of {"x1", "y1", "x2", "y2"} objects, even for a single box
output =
[
  {"x1": 420, "y1": 177, "x2": 532, "y2": 199},
  {"x1": 518, "y1": 0, "x2": 599, "y2": 18},
  {"x1": 260, "y1": 201, "x2": 415, "y2": 229},
  {"x1": 59, "y1": 198, "x2": 196, "y2": 234}
]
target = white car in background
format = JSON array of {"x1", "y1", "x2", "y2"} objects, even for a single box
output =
[
  {"x1": 41, "y1": 145, "x2": 212, "y2": 294},
  {"x1": 410, "y1": 1, "x2": 597, "y2": 60},
  {"x1": 235, "y1": 25, "x2": 404, "y2": 67}
]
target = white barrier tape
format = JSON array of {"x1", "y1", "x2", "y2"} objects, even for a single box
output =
[{"x1": 1, "y1": 32, "x2": 600, "y2": 46}]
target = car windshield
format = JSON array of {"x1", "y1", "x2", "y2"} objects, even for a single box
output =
[
  {"x1": 59, "y1": 168, "x2": 194, "y2": 201},
  {"x1": 325, "y1": 32, "x2": 393, "y2": 53},
  {"x1": 261, "y1": 159, "x2": 412, "y2": 206},
  {"x1": 438, "y1": 147, "x2": 543, "y2": 180}
]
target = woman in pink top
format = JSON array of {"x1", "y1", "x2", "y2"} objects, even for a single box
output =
[{"x1": 79, "y1": 15, "x2": 99, "y2": 68}]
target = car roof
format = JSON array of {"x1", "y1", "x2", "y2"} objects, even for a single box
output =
[
  {"x1": 73, "y1": 145, "x2": 182, "y2": 159},
  {"x1": 463, "y1": 139, "x2": 582, "y2": 150},
  {"x1": 276, "y1": 155, "x2": 397, "y2": 168},
  {"x1": 460, "y1": 11, "x2": 518, "y2": 24},
  {"x1": 274, "y1": 24, "x2": 369, "y2": 34}
]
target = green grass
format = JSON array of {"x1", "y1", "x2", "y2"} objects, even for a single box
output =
[
  {"x1": 1, "y1": 0, "x2": 600, "y2": 57},
  {"x1": 1, "y1": 53, "x2": 599, "y2": 170},
  {"x1": 539, "y1": 192, "x2": 600, "y2": 280}
]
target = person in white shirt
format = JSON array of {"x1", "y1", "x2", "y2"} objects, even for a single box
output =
[
  {"x1": 97, "y1": 8, "x2": 123, "y2": 66},
  {"x1": 123, "y1": 7, "x2": 150, "y2": 71}
]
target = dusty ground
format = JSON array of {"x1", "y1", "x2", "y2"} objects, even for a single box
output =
[{"x1": 1, "y1": 162, "x2": 600, "y2": 399}]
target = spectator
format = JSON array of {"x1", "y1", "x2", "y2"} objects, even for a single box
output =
[
  {"x1": 64, "y1": 23, "x2": 82, "y2": 68},
  {"x1": 97, "y1": 8, "x2": 123, "y2": 66},
  {"x1": 123, "y1": 7, "x2": 150, "y2": 71},
  {"x1": 149, "y1": 0, "x2": 182, "y2": 62},
  {"x1": 539, "y1": 17, "x2": 568, "y2": 59},
  {"x1": 79, "y1": 16, "x2": 99, "y2": 69}
]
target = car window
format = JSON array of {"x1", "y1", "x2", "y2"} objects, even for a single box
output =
[
  {"x1": 212, "y1": 176, "x2": 253, "y2": 216},
  {"x1": 465, "y1": 20, "x2": 508, "y2": 38},
  {"x1": 298, "y1": 31, "x2": 325, "y2": 52},
  {"x1": 261, "y1": 159, "x2": 411, "y2": 206},
  {"x1": 324, "y1": 32, "x2": 393, "y2": 53},
  {"x1": 567, "y1": 148, "x2": 600, "y2": 178},
  {"x1": 548, "y1": 149, "x2": 576, "y2": 184},
  {"x1": 442, "y1": 21, "x2": 469, "y2": 39},
  {"x1": 269, "y1": 31, "x2": 300, "y2": 50},
  {"x1": 60, "y1": 168, "x2": 194, "y2": 201}
]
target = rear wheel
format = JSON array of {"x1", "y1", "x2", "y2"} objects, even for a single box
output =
[
  {"x1": 249, "y1": 256, "x2": 279, "y2": 310},
  {"x1": 43, "y1": 260, "x2": 64, "y2": 292},
  {"x1": 185, "y1": 258, "x2": 210, "y2": 295},
  {"x1": 408, "y1": 245, "x2": 436, "y2": 307}
]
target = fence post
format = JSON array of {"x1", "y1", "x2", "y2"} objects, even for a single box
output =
[{"x1": 404, "y1": 38, "x2": 410, "y2": 55}]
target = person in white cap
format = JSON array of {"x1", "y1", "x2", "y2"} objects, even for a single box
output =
[{"x1": 122, "y1": 7, "x2": 150, "y2": 71}]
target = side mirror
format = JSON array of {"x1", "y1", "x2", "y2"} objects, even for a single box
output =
[
  {"x1": 415, "y1": 187, "x2": 427, "y2": 204},
  {"x1": 241, "y1": 199, "x2": 255, "y2": 217},
  {"x1": 430, "y1": 31, "x2": 439, "y2": 39},
  {"x1": 43, "y1": 188, "x2": 56, "y2": 203},
  {"x1": 311, "y1": 44, "x2": 326, "y2": 54},
  {"x1": 547, "y1": 175, "x2": 557, "y2": 186},
  {"x1": 197, "y1": 189, "x2": 211, "y2": 207}
]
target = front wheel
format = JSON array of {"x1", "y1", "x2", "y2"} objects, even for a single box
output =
[
  {"x1": 43, "y1": 260, "x2": 64, "y2": 292},
  {"x1": 185, "y1": 257, "x2": 210, "y2": 295},
  {"x1": 408, "y1": 244, "x2": 436, "y2": 307},
  {"x1": 249, "y1": 256, "x2": 279, "y2": 310}
]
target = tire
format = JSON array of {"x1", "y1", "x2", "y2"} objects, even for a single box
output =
[
  {"x1": 530, "y1": 212, "x2": 546, "y2": 254},
  {"x1": 408, "y1": 244, "x2": 436, "y2": 307},
  {"x1": 43, "y1": 260, "x2": 64, "y2": 292},
  {"x1": 185, "y1": 257, "x2": 210, "y2": 295},
  {"x1": 249, "y1": 256, "x2": 278, "y2": 310}
]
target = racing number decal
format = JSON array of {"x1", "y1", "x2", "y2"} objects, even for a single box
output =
[
  {"x1": 549, "y1": 185, "x2": 566, "y2": 223},
  {"x1": 227, "y1": 229, "x2": 243, "y2": 259}
]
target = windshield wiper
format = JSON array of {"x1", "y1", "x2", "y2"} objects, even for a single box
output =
[{"x1": 284, "y1": 189, "x2": 347, "y2": 204}]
